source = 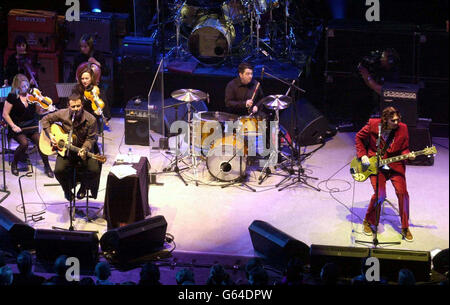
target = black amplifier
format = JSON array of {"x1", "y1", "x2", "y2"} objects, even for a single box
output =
[{"x1": 381, "y1": 82, "x2": 420, "y2": 126}]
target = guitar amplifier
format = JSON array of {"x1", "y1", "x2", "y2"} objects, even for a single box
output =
[
  {"x1": 8, "y1": 9, "x2": 58, "y2": 52},
  {"x1": 381, "y1": 82, "x2": 420, "y2": 126},
  {"x1": 125, "y1": 99, "x2": 150, "y2": 146}
]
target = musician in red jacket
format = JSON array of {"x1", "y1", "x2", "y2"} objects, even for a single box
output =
[{"x1": 355, "y1": 107, "x2": 416, "y2": 242}]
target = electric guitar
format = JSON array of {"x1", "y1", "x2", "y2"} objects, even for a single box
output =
[
  {"x1": 39, "y1": 123, "x2": 106, "y2": 163},
  {"x1": 350, "y1": 146, "x2": 437, "y2": 182}
]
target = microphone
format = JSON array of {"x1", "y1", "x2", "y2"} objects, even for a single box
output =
[
  {"x1": 261, "y1": 67, "x2": 264, "y2": 80},
  {"x1": 376, "y1": 123, "x2": 382, "y2": 147}
]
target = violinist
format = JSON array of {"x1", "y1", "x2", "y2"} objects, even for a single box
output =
[
  {"x1": 4, "y1": 35, "x2": 38, "y2": 87},
  {"x1": 2, "y1": 74, "x2": 53, "y2": 177},
  {"x1": 75, "y1": 66, "x2": 110, "y2": 126}
]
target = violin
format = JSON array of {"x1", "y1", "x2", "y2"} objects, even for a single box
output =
[
  {"x1": 27, "y1": 88, "x2": 56, "y2": 112},
  {"x1": 17, "y1": 53, "x2": 39, "y2": 88},
  {"x1": 84, "y1": 85, "x2": 109, "y2": 125}
]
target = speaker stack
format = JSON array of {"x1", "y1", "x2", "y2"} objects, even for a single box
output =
[
  {"x1": 6, "y1": 9, "x2": 62, "y2": 103},
  {"x1": 0, "y1": 206, "x2": 35, "y2": 253}
]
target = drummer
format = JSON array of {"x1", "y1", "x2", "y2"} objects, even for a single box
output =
[{"x1": 225, "y1": 62, "x2": 265, "y2": 117}]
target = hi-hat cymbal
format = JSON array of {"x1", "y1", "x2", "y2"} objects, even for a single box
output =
[
  {"x1": 171, "y1": 89, "x2": 207, "y2": 102},
  {"x1": 261, "y1": 95, "x2": 292, "y2": 110}
]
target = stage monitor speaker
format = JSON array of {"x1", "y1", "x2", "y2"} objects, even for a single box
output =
[
  {"x1": 432, "y1": 248, "x2": 449, "y2": 276},
  {"x1": 248, "y1": 220, "x2": 310, "y2": 267},
  {"x1": 310, "y1": 244, "x2": 370, "y2": 278},
  {"x1": 100, "y1": 215, "x2": 167, "y2": 263},
  {"x1": 407, "y1": 126, "x2": 434, "y2": 166},
  {"x1": 279, "y1": 98, "x2": 337, "y2": 146},
  {"x1": 370, "y1": 248, "x2": 431, "y2": 282},
  {"x1": 0, "y1": 206, "x2": 35, "y2": 252},
  {"x1": 34, "y1": 229, "x2": 99, "y2": 270}
]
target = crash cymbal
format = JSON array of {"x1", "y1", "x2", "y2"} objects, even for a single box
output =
[
  {"x1": 171, "y1": 89, "x2": 207, "y2": 102},
  {"x1": 261, "y1": 95, "x2": 292, "y2": 110},
  {"x1": 198, "y1": 111, "x2": 238, "y2": 122}
]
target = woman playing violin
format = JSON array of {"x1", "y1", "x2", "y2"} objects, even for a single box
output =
[
  {"x1": 2, "y1": 74, "x2": 53, "y2": 177},
  {"x1": 3, "y1": 35, "x2": 38, "y2": 87},
  {"x1": 75, "y1": 66, "x2": 110, "y2": 126}
]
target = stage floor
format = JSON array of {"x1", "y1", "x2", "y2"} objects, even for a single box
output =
[{"x1": 1, "y1": 117, "x2": 448, "y2": 257}]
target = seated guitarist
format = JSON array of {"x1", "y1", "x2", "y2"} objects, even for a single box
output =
[
  {"x1": 41, "y1": 91, "x2": 100, "y2": 202},
  {"x1": 355, "y1": 106, "x2": 416, "y2": 242}
]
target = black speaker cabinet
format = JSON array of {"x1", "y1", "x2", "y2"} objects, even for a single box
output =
[
  {"x1": 100, "y1": 215, "x2": 167, "y2": 263},
  {"x1": 279, "y1": 98, "x2": 336, "y2": 146},
  {"x1": 371, "y1": 248, "x2": 431, "y2": 282},
  {"x1": 249, "y1": 220, "x2": 310, "y2": 267},
  {"x1": 34, "y1": 229, "x2": 99, "y2": 270},
  {"x1": 407, "y1": 126, "x2": 434, "y2": 166},
  {"x1": 310, "y1": 244, "x2": 370, "y2": 278},
  {"x1": 0, "y1": 206, "x2": 35, "y2": 252},
  {"x1": 432, "y1": 248, "x2": 449, "y2": 275}
]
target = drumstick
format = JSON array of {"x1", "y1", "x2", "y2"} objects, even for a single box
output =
[{"x1": 248, "y1": 82, "x2": 260, "y2": 114}]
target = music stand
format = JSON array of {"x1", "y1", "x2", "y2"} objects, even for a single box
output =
[{"x1": 56, "y1": 83, "x2": 77, "y2": 105}]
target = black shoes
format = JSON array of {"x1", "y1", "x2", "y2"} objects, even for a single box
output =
[
  {"x1": 76, "y1": 185, "x2": 87, "y2": 199},
  {"x1": 44, "y1": 166, "x2": 54, "y2": 178},
  {"x1": 11, "y1": 162, "x2": 19, "y2": 176}
]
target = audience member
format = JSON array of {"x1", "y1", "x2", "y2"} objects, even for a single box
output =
[
  {"x1": 139, "y1": 262, "x2": 162, "y2": 285},
  {"x1": 95, "y1": 262, "x2": 114, "y2": 285},
  {"x1": 206, "y1": 264, "x2": 234, "y2": 285},
  {"x1": 176, "y1": 268, "x2": 195, "y2": 285},
  {"x1": 0, "y1": 265, "x2": 13, "y2": 286},
  {"x1": 12, "y1": 251, "x2": 46, "y2": 285},
  {"x1": 248, "y1": 266, "x2": 269, "y2": 285},
  {"x1": 79, "y1": 277, "x2": 95, "y2": 286},
  {"x1": 398, "y1": 268, "x2": 416, "y2": 286},
  {"x1": 320, "y1": 262, "x2": 339, "y2": 285},
  {"x1": 351, "y1": 257, "x2": 387, "y2": 286},
  {"x1": 45, "y1": 255, "x2": 77, "y2": 286},
  {"x1": 280, "y1": 257, "x2": 304, "y2": 285}
]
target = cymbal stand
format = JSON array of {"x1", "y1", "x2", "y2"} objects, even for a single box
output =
[
  {"x1": 166, "y1": 5, "x2": 189, "y2": 60},
  {"x1": 258, "y1": 110, "x2": 279, "y2": 184}
]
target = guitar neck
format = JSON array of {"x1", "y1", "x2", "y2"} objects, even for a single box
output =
[
  {"x1": 66, "y1": 143, "x2": 96, "y2": 159},
  {"x1": 380, "y1": 149, "x2": 427, "y2": 165}
]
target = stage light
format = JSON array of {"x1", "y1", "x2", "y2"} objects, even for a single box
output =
[
  {"x1": 92, "y1": 8, "x2": 102, "y2": 13},
  {"x1": 328, "y1": 0, "x2": 347, "y2": 19}
]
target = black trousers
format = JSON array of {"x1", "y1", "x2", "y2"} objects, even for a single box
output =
[
  {"x1": 12, "y1": 131, "x2": 49, "y2": 167},
  {"x1": 54, "y1": 153, "x2": 101, "y2": 198}
]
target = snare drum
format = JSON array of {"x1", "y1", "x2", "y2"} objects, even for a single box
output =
[{"x1": 237, "y1": 115, "x2": 265, "y2": 137}]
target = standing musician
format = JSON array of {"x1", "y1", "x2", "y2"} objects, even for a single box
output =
[
  {"x1": 41, "y1": 91, "x2": 101, "y2": 201},
  {"x1": 71, "y1": 34, "x2": 111, "y2": 122},
  {"x1": 2, "y1": 74, "x2": 53, "y2": 177},
  {"x1": 3, "y1": 36, "x2": 39, "y2": 87},
  {"x1": 75, "y1": 66, "x2": 110, "y2": 127},
  {"x1": 225, "y1": 62, "x2": 264, "y2": 116},
  {"x1": 355, "y1": 106, "x2": 416, "y2": 242}
]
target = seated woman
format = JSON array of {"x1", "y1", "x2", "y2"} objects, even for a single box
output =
[
  {"x1": 4, "y1": 35, "x2": 39, "y2": 87},
  {"x1": 2, "y1": 74, "x2": 53, "y2": 177}
]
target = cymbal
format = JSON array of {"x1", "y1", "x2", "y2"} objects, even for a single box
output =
[
  {"x1": 171, "y1": 89, "x2": 207, "y2": 102},
  {"x1": 261, "y1": 95, "x2": 292, "y2": 110},
  {"x1": 198, "y1": 111, "x2": 238, "y2": 122}
]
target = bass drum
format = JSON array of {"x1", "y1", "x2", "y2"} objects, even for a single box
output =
[
  {"x1": 206, "y1": 135, "x2": 247, "y2": 182},
  {"x1": 188, "y1": 15, "x2": 236, "y2": 65}
]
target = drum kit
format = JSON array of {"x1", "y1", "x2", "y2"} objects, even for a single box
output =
[
  {"x1": 167, "y1": 0, "x2": 292, "y2": 65},
  {"x1": 166, "y1": 86, "x2": 294, "y2": 188}
]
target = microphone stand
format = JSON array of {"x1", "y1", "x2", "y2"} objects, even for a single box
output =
[
  {"x1": 355, "y1": 123, "x2": 400, "y2": 247},
  {"x1": 0, "y1": 124, "x2": 11, "y2": 204}
]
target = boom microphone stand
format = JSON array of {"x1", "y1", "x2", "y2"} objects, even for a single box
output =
[{"x1": 355, "y1": 123, "x2": 400, "y2": 247}]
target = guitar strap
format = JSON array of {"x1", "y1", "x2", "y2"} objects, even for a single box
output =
[{"x1": 379, "y1": 129, "x2": 395, "y2": 157}]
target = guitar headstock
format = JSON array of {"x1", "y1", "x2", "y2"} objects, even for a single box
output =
[{"x1": 423, "y1": 146, "x2": 437, "y2": 155}]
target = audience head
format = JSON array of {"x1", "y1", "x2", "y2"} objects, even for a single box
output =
[
  {"x1": 79, "y1": 277, "x2": 95, "y2": 286},
  {"x1": 245, "y1": 258, "x2": 264, "y2": 280},
  {"x1": 320, "y1": 262, "x2": 339, "y2": 285},
  {"x1": 17, "y1": 251, "x2": 33, "y2": 275},
  {"x1": 140, "y1": 262, "x2": 160, "y2": 284},
  {"x1": 398, "y1": 269, "x2": 416, "y2": 286},
  {"x1": 54, "y1": 255, "x2": 69, "y2": 277},
  {"x1": 207, "y1": 264, "x2": 228, "y2": 285},
  {"x1": 95, "y1": 262, "x2": 111, "y2": 281},
  {"x1": 176, "y1": 268, "x2": 195, "y2": 285},
  {"x1": 248, "y1": 266, "x2": 269, "y2": 286},
  {"x1": 284, "y1": 257, "x2": 304, "y2": 284},
  {"x1": 0, "y1": 250, "x2": 5, "y2": 268},
  {"x1": 0, "y1": 265, "x2": 13, "y2": 286}
]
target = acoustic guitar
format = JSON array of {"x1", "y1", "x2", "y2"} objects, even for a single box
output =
[
  {"x1": 39, "y1": 123, "x2": 106, "y2": 163},
  {"x1": 350, "y1": 146, "x2": 437, "y2": 182}
]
